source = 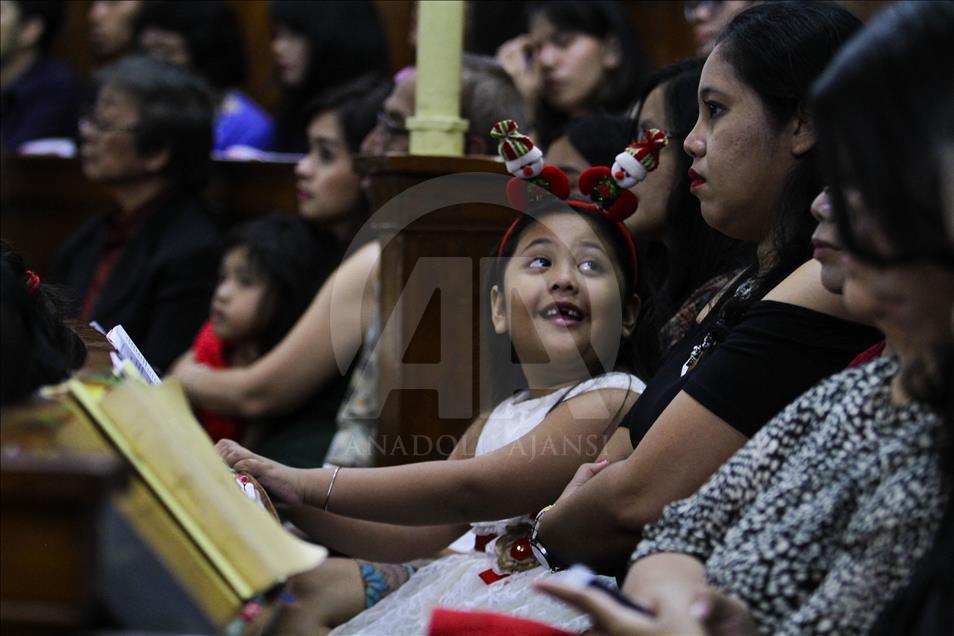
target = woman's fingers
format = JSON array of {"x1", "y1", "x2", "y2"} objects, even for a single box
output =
[{"x1": 535, "y1": 578, "x2": 658, "y2": 635}]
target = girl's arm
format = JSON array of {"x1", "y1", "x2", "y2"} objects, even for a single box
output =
[
  {"x1": 279, "y1": 414, "x2": 485, "y2": 561},
  {"x1": 170, "y1": 242, "x2": 380, "y2": 418},
  {"x1": 286, "y1": 509, "x2": 469, "y2": 563},
  {"x1": 220, "y1": 385, "x2": 639, "y2": 525}
]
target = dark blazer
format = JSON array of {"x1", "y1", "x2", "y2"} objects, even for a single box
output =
[{"x1": 54, "y1": 191, "x2": 221, "y2": 373}]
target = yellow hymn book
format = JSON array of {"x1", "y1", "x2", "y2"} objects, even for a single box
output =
[{"x1": 68, "y1": 375, "x2": 326, "y2": 600}]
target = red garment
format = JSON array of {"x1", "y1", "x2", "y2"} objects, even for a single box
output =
[
  {"x1": 847, "y1": 340, "x2": 887, "y2": 368},
  {"x1": 192, "y1": 320, "x2": 244, "y2": 442},
  {"x1": 80, "y1": 194, "x2": 169, "y2": 321},
  {"x1": 427, "y1": 609, "x2": 573, "y2": 636}
]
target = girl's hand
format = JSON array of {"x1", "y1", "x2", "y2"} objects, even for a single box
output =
[
  {"x1": 216, "y1": 439, "x2": 305, "y2": 507},
  {"x1": 555, "y1": 459, "x2": 611, "y2": 505},
  {"x1": 495, "y1": 34, "x2": 542, "y2": 110},
  {"x1": 535, "y1": 577, "x2": 704, "y2": 636}
]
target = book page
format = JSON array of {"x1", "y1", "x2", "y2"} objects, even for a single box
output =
[{"x1": 69, "y1": 377, "x2": 326, "y2": 599}]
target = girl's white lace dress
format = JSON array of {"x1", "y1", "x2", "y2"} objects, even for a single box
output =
[{"x1": 331, "y1": 371, "x2": 644, "y2": 635}]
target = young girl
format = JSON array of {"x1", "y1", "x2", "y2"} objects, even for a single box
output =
[
  {"x1": 191, "y1": 215, "x2": 340, "y2": 466},
  {"x1": 217, "y1": 193, "x2": 646, "y2": 633}
]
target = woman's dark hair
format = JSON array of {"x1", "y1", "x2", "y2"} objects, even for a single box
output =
[
  {"x1": 1, "y1": 242, "x2": 86, "y2": 405},
  {"x1": 709, "y1": 2, "x2": 861, "y2": 306},
  {"x1": 270, "y1": 0, "x2": 389, "y2": 153},
  {"x1": 811, "y1": 7, "x2": 954, "y2": 634},
  {"x1": 485, "y1": 197, "x2": 639, "y2": 404},
  {"x1": 299, "y1": 74, "x2": 391, "y2": 240},
  {"x1": 629, "y1": 58, "x2": 753, "y2": 379},
  {"x1": 134, "y1": 0, "x2": 248, "y2": 91},
  {"x1": 563, "y1": 113, "x2": 631, "y2": 168},
  {"x1": 94, "y1": 55, "x2": 214, "y2": 191},
  {"x1": 813, "y1": 2, "x2": 954, "y2": 269},
  {"x1": 812, "y1": 0, "x2": 954, "y2": 458},
  {"x1": 222, "y1": 216, "x2": 341, "y2": 357},
  {"x1": 527, "y1": 1, "x2": 653, "y2": 147},
  {"x1": 302, "y1": 73, "x2": 392, "y2": 154}
]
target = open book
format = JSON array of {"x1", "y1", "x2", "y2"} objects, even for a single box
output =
[
  {"x1": 68, "y1": 373, "x2": 326, "y2": 600},
  {"x1": 90, "y1": 322, "x2": 161, "y2": 384}
]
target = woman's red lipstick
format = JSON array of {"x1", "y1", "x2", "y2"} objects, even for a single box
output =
[{"x1": 688, "y1": 168, "x2": 706, "y2": 191}]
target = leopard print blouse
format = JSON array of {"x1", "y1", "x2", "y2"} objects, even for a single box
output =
[{"x1": 631, "y1": 356, "x2": 949, "y2": 635}]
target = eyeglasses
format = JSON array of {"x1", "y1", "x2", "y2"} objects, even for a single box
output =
[
  {"x1": 684, "y1": 1, "x2": 722, "y2": 22},
  {"x1": 79, "y1": 111, "x2": 140, "y2": 134}
]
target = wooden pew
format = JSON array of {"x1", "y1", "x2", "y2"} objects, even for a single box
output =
[
  {"x1": 3, "y1": 153, "x2": 513, "y2": 468},
  {"x1": 1, "y1": 391, "x2": 284, "y2": 635},
  {"x1": 0, "y1": 442, "x2": 127, "y2": 633}
]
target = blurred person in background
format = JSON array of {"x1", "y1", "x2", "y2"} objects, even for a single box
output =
[
  {"x1": 544, "y1": 113, "x2": 631, "y2": 186},
  {"x1": 497, "y1": 1, "x2": 652, "y2": 147},
  {"x1": 53, "y1": 56, "x2": 220, "y2": 372},
  {"x1": 1, "y1": 0, "x2": 81, "y2": 153},
  {"x1": 361, "y1": 54, "x2": 525, "y2": 157},
  {"x1": 88, "y1": 0, "x2": 143, "y2": 62},
  {"x1": 269, "y1": 0, "x2": 388, "y2": 154},
  {"x1": 135, "y1": 0, "x2": 273, "y2": 154},
  {"x1": 294, "y1": 74, "x2": 391, "y2": 247},
  {"x1": 683, "y1": 0, "x2": 756, "y2": 55},
  {"x1": 172, "y1": 55, "x2": 527, "y2": 469}
]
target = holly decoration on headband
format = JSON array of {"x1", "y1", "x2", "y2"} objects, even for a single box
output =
[
  {"x1": 491, "y1": 119, "x2": 571, "y2": 209},
  {"x1": 578, "y1": 127, "x2": 669, "y2": 223},
  {"x1": 578, "y1": 168, "x2": 638, "y2": 222}
]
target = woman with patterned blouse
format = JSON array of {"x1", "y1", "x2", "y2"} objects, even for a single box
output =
[{"x1": 536, "y1": 3, "x2": 954, "y2": 634}]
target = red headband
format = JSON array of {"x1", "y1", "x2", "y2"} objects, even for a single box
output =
[
  {"x1": 496, "y1": 198, "x2": 639, "y2": 286},
  {"x1": 491, "y1": 119, "x2": 643, "y2": 286}
]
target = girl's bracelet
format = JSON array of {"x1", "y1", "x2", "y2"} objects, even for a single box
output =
[{"x1": 323, "y1": 465, "x2": 341, "y2": 512}]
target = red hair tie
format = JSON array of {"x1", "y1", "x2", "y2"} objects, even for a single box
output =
[{"x1": 25, "y1": 270, "x2": 41, "y2": 293}]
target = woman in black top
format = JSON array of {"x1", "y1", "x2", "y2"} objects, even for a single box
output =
[{"x1": 532, "y1": 2, "x2": 881, "y2": 571}]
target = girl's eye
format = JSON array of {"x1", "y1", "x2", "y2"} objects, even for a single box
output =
[
  {"x1": 578, "y1": 260, "x2": 602, "y2": 273},
  {"x1": 318, "y1": 147, "x2": 335, "y2": 162},
  {"x1": 528, "y1": 256, "x2": 550, "y2": 270}
]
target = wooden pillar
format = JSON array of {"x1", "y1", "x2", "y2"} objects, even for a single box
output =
[
  {"x1": 356, "y1": 156, "x2": 511, "y2": 465},
  {"x1": 406, "y1": 1, "x2": 468, "y2": 156}
]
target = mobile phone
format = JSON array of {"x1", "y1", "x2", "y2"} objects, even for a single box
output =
[{"x1": 559, "y1": 565, "x2": 655, "y2": 616}]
